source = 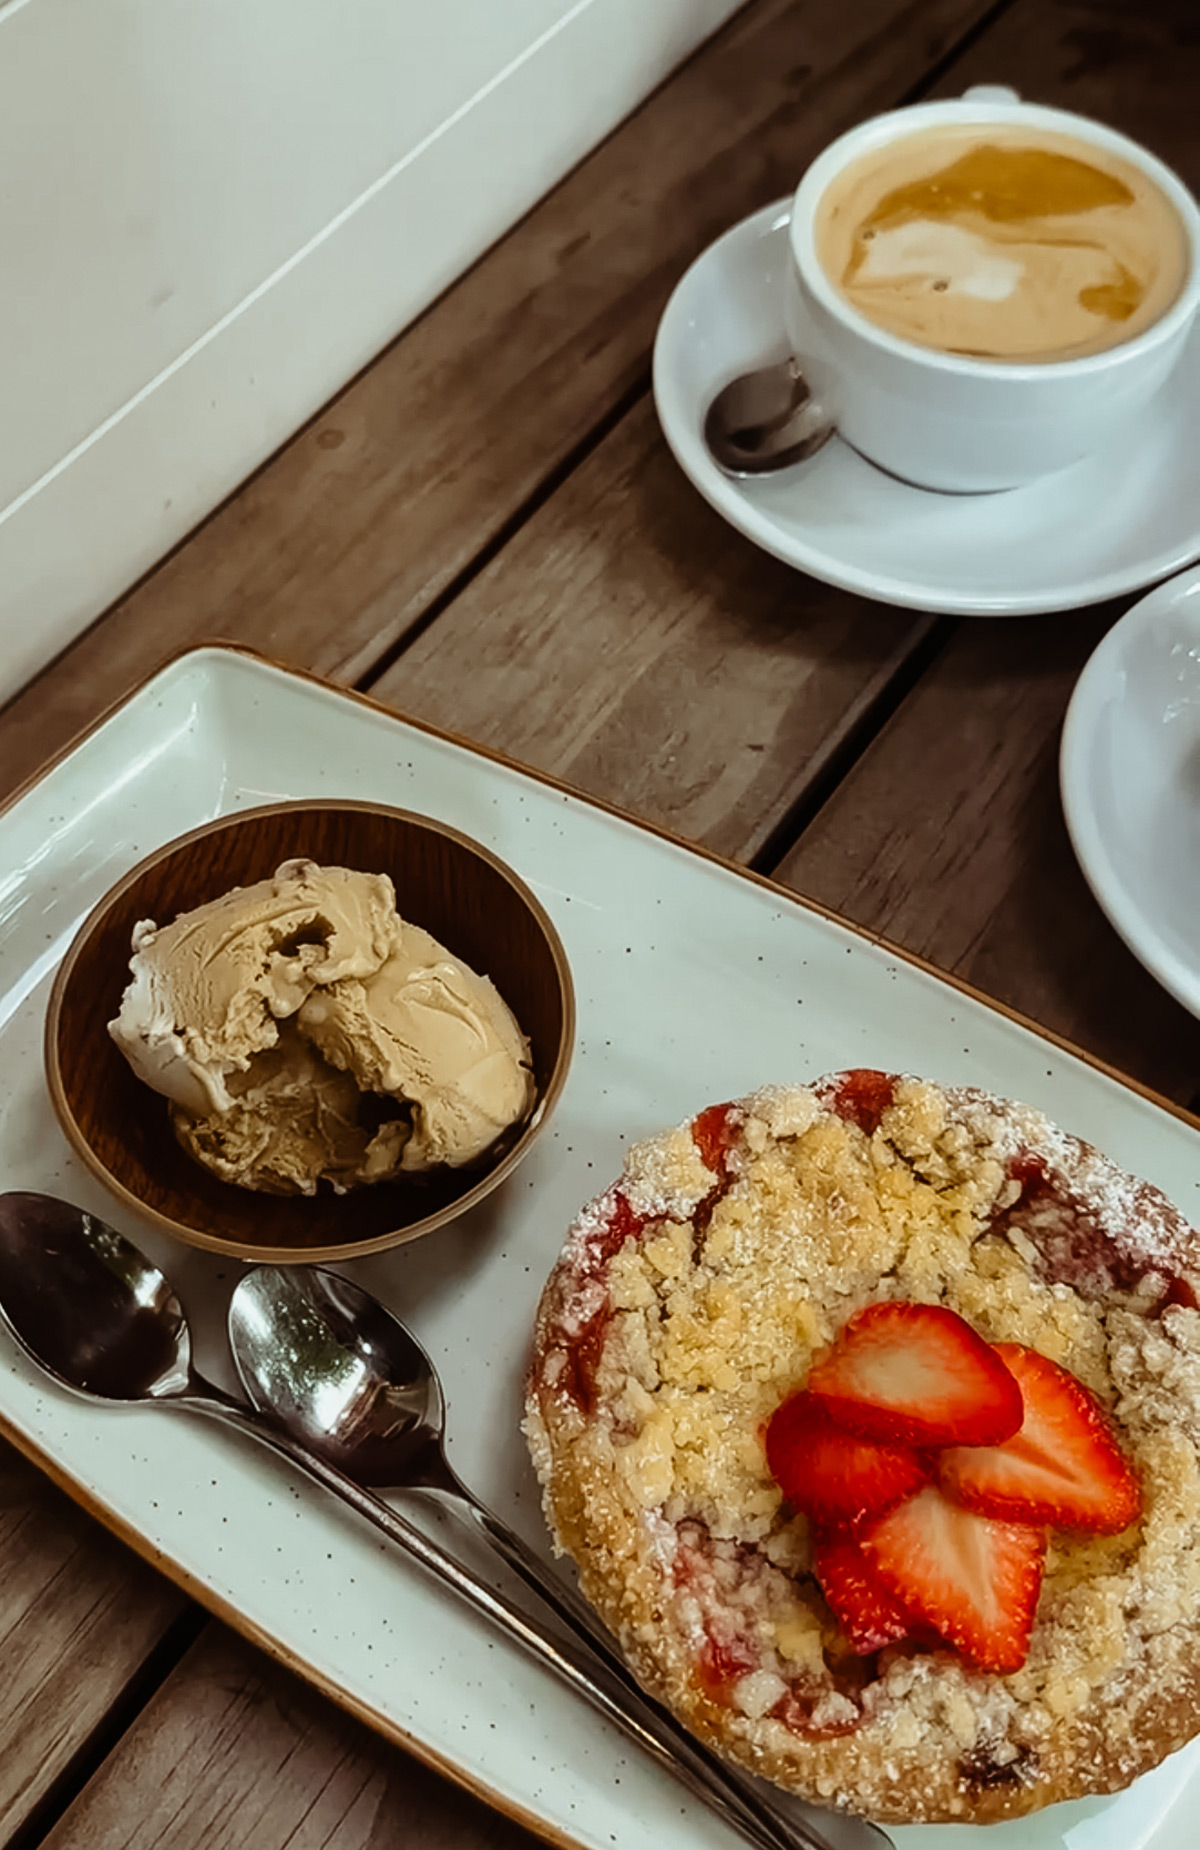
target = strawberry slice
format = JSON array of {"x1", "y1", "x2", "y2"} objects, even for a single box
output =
[
  {"x1": 765, "y1": 1390, "x2": 931, "y2": 1527},
  {"x1": 812, "y1": 1530, "x2": 919, "y2": 1654},
  {"x1": 806, "y1": 1302, "x2": 1024, "y2": 1448},
  {"x1": 938, "y1": 1343, "x2": 1142, "y2": 1534},
  {"x1": 859, "y1": 1483, "x2": 1045, "y2": 1673}
]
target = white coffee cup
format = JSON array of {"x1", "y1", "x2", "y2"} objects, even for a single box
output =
[{"x1": 785, "y1": 88, "x2": 1200, "y2": 492}]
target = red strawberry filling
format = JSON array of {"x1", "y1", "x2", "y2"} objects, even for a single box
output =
[
  {"x1": 997, "y1": 1149, "x2": 1200, "y2": 1314},
  {"x1": 560, "y1": 1112, "x2": 742, "y2": 1414},
  {"x1": 559, "y1": 1192, "x2": 651, "y2": 1414},
  {"x1": 826, "y1": 1068, "x2": 898, "y2": 1137},
  {"x1": 691, "y1": 1102, "x2": 741, "y2": 1181},
  {"x1": 767, "y1": 1302, "x2": 1141, "y2": 1675}
]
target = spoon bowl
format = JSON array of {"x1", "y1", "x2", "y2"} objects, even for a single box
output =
[
  {"x1": 703, "y1": 356, "x2": 834, "y2": 475},
  {"x1": 228, "y1": 1265, "x2": 445, "y2": 1486},
  {"x1": 0, "y1": 1190, "x2": 875, "y2": 1850},
  {"x1": 0, "y1": 1192, "x2": 191, "y2": 1400}
]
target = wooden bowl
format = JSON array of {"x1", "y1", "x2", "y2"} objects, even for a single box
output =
[{"x1": 45, "y1": 801, "x2": 574, "y2": 1262}]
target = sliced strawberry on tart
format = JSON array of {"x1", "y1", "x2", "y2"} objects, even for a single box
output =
[
  {"x1": 810, "y1": 1530, "x2": 921, "y2": 1655},
  {"x1": 858, "y1": 1484, "x2": 1046, "y2": 1674},
  {"x1": 766, "y1": 1301, "x2": 1141, "y2": 1675},
  {"x1": 938, "y1": 1342, "x2": 1142, "y2": 1534},
  {"x1": 805, "y1": 1300, "x2": 1024, "y2": 1448},
  {"x1": 526, "y1": 1076, "x2": 1195, "y2": 1825},
  {"x1": 765, "y1": 1390, "x2": 930, "y2": 1528}
]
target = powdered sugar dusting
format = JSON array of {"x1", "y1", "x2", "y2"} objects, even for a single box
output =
[
  {"x1": 964, "y1": 1087, "x2": 1198, "y2": 1306},
  {"x1": 525, "y1": 1073, "x2": 1200, "y2": 1825}
]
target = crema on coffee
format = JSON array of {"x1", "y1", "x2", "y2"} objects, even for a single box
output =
[{"x1": 815, "y1": 125, "x2": 1189, "y2": 361}]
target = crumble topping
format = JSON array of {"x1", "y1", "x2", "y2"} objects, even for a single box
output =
[{"x1": 524, "y1": 1075, "x2": 1200, "y2": 1823}]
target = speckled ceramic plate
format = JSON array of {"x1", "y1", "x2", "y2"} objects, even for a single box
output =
[{"x1": 1, "y1": 646, "x2": 1198, "y2": 1850}]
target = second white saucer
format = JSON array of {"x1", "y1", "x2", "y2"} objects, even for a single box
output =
[
  {"x1": 1061, "y1": 562, "x2": 1200, "y2": 1021},
  {"x1": 652, "y1": 202, "x2": 1200, "y2": 617}
]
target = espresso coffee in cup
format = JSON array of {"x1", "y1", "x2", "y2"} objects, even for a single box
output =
[
  {"x1": 814, "y1": 125, "x2": 1189, "y2": 363},
  {"x1": 787, "y1": 92, "x2": 1200, "y2": 491}
]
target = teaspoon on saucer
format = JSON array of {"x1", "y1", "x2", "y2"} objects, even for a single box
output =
[
  {"x1": 0, "y1": 1192, "x2": 889, "y2": 1850},
  {"x1": 703, "y1": 357, "x2": 835, "y2": 475}
]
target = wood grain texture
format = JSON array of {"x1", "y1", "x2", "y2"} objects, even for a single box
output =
[
  {"x1": 0, "y1": 0, "x2": 994, "y2": 814},
  {"x1": 0, "y1": 5, "x2": 997, "y2": 1842},
  {"x1": 9, "y1": 2, "x2": 1200, "y2": 1847},
  {"x1": 370, "y1": 400, "x2": 939, "y2": 864},
  {"x1": 772, "y1": 0, "x2": 1200, "y2": 1105},
  {"x1": 926, "y1": 0, "x2": 1200, "y2": 177},
  {"x1": 0, "y1": 1443, "x2": 186, "y2": 1840},
  {"x1": 775, "y1": 609, "x2": 1200, "y2": 1105},
  {"x1": 39, "y1": 1625, "x2": 544, "y2": 1850}
]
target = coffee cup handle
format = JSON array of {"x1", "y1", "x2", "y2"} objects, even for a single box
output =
[{"x1": 960, "y1": 84, "x2": 1021, "y2": 103}]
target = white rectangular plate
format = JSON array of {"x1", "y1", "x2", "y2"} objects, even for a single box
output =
[{"x1": 1, "y1": 646, "x2": 1198, "y2": 1850}]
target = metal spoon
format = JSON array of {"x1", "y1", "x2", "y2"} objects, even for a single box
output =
[
  {"x1": 230, "y1": 1265, "x2": 885, "y2": 1850},
  {"x1": 0, "y1": 1194, "x2": 887, "y2": 1850},
  {"x1": 703, "y1": 357, "x2": 834, "y2": 476}
]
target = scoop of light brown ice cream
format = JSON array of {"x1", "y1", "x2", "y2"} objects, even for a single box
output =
[
  {"x1": 297, "y1": 919, "x2": 538, "y2": 1172},
  {"x1": 108, "y1": 858, "x2": 535, "y2": 1194},
  {"x1": 171, "y1": 1021, "x2": 393, "y2": 1196},
  {"x1": 109, "y1": 858, "x2": 403, "y2": 1117}
]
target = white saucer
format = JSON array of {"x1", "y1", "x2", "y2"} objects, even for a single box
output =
[
  {"x1": 1061, "y1": 563, "x2": 1200, "y2": 1019},
  {"x1": 652, "y1": 202, "x2": 1200, "y2": 617}
]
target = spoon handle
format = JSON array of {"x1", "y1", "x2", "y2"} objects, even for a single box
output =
[
  {"x1": 182, "y1": 1389, "x2": 844, "y2": 1850},
  {"x1": 450, "y1": 1492, "x2": 888, "y2": 1850}
]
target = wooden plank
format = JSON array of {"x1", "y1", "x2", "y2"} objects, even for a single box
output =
[
  {"x1": 0, "y1": 0, "x2": 995, "y2": 812},
  {"x1": 24, "y1": 2, "x2": 1200, "y2": 1844},
  {"x1": 372, "y1": 398, "x2": 939, "y2": 862},
  {"x1": 773, "y1": 0, "x2": 1200, "y2": 1104},
  {"x1": 0, "y1": 5, "x2": 1003, "y2": 1840},
  {"x1": 0, "y1": 1443, "x2": 186, "y2": 1840},
  {"x1": 38, "y1": 1625, "x2": 544, "y2": 1850},
  {"x1": 0, "y1": 0, "x2": 758, "y2": 712},
  {"x1": 0, "y1": 5, "x2": 999, "y2": 1840},
  {"x1": 774, "y1": 607, "x2": 1200, "y2": 1107},
  {"x1": 926, "y1": 0, "x2": 1200, "y2": 174}
]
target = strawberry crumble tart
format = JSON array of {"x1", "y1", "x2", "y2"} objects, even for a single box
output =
[{"x1": 523, "y1": 1072, "x2": 1200, "y2": 1823}]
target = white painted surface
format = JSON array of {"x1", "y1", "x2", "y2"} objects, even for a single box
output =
[{"x1": 0, "y1": 0, "x2": 741, "y2": 705}]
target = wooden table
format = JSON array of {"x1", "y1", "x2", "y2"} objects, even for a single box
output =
[{"x1": 2, "y1": 2, "x2": 1198, "y2": 1844}]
